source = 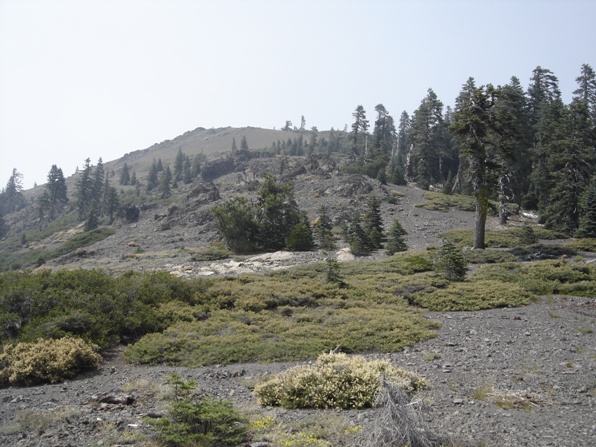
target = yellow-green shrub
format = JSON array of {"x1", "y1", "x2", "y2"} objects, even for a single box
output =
[
  {"x1": 412, "y1": 280, "x2": 537, "y2": 311},
  {"x1": 254, "y1": 352, "x2": 426, "y2": 410},
  {"x1": 0, "y1": 337, "x2": 101, "y2": 385}
]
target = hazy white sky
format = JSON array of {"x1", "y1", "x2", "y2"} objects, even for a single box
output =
[{"x1": 1, "y1": 0, "x2": 595, "y2": 189}]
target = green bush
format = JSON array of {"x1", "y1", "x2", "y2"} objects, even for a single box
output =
[
  {"x1": 518, "y1": 223, "x2": 538, "y2": 245},
  {"x1": 0, "y1": 337, "x2": 101, "y2": 385},
  {"x1": 442, "y1": 227, "x2": 566, "y2": 249},
  {"x1": 433, "y1": 241, "x2": 466, "y2": 281},
  {"x1": 190, "y1": 242, "x2": 232, "y2": 261},
  {"x1": 286, "y1": 223, "x2": 315, "y2": 251},
  {"x1": 0, "y1": 269, "x2": 206, "y2": 349},
  {"x1": 412, "y1": 280, "x2": 537, "y2": 311},
  {"x1": 566, "y1": 238, "x2": 596, "y2": 252},
  {"x1": 52, "y1": 227, "x2": 116, "y2": 258},
  {"x1": 254, "y1": 353, "x2": 426, "y2": 410},
  {"x1": 147, "y1": 373, "x2": 247, "y2": 447}
]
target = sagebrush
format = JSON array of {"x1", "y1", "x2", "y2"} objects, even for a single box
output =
[
  {"x1": 254, "y1": 352, "x2": 426, "y2": 410},
  {"x1": 0, "y1": 337, "x2": 101, "y2": 385}
]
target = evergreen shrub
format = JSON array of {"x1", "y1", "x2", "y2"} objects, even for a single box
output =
[
  {"x1": 0, "y1": 337, "x2": 101, "y2": 385},
  {"x1": 254, "y1": 352, "x2": 426, "y2": 410},
  {"x1": 147, "y1": 373, "x2": 247, "y2": 447},
  {"x1": 412, "y1": 280, "x2": 537, "y2": 311},
  {"x1": 433, "y1": 241, "x2": 466, "y2": 281},
  {"x1": 565, "y1": 238, "x2": 596, "y2": 252}
]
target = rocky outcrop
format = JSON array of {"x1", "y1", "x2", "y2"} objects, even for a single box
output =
[{"x1": 116, "y1": 205, "x2": 140, "y2": 223}]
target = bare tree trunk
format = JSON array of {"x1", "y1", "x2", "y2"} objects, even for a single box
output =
[
  {"x1": 498, "y1": 174, "x2": 508, "y2": 225},
  {"x1": 474, "y1": 186, "x2": 487, "y2": 249}
]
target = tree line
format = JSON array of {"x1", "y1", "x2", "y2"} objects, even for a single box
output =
[
  {"x1": 0, "y1": 147, "x2": 207, "y2": 238},
  {"x1": 341, "y1": 64, "x2": 596, "y2": 244}
]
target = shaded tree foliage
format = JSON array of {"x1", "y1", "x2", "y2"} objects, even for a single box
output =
[
  {"x1": 0, "y1": 169, "x2": 26, "y2": 215},
  {"x1": 213, "y1": 174, "x2": 307, "y2": 254}
]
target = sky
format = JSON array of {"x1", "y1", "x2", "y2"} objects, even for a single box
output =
[{"x1": 1, "y1": 0, "x2": 595, "y2": 190}]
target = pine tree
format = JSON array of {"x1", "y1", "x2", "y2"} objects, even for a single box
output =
[
  {"x1": 385, "y1": 219, "x2": 407, "y2": 255},
  {"x1": 373, "y1": 104, "x2": 397, "y2": 158},
  {"x1": 348, "y1": 215, "x2": 371, "y2": 256},
  {"x1": 573, "y1": 63, "x2": 596, "y2": 120},
  {"x1": 147, "y1": 160, "x2": 159, "y2": 191},
  {"x1": 76, "y1": 159, "x2": 94, "y2": 220},
  {"x1": 159, "y1": 166, "x2": 173, "y2": 199},
  {"x1": 434, "y1": 241, "x2": 466, "y2": 281},
  {"x1": 577, "y1": 177, "x2": 596, "y2": 238},
  {"x1": 286, "y1": 222, "x2": 314, "y2": 251},
  {"x1": 92, "y1": 158, "x2": 105, "y2": 206},
  {"x1": 0, "y1": 168, "x2": 25, "y2": 214},
  {"x1": 406, "y1": 89, "x2": 447, "y2": 188},
  {"x1": 497, "y1": 77, "x2": 533, "y2": 211},
  {"x1": 174, "y1": 148, "x2": 185, "y2": 182},
  {"x1": 363, "y1": 195, "x2": 384, "y2": 249},
  {"x1": 449, "y1": 85, "x2": 516, "y2": 249},
  {"x1": 130, "y1": 170, "x2": 137, "y2": 186},
  {"x1": 0, "y1": 213, "x2": 7, "y2": 239},
  {"x1": 351, "y1": 105, "x2": 369, "y2": 160},
  {"x1": 183, "y1": 157, "x2": 192, "y2": 184},
  {"x1": 376, "y1": 167, "x2": 387, "y2": 185},
  {"x1": 45, "y1": 164, "x2": 68, "y2": 220},
  {"x1": 231, "y1": 137, "x2": 238, "y2": 153},
  {"x1": 313, "y1": 205, "x2": 335, "y2": 251},
  {"x1": 396, "y1": 111, "x2": 410, "y2": 161},
  {"x1": 528, "y1": 66, "x2": 561, "y2": 131},
  {"x1": 37, "y1": 190, "x2": 50, "y2": 230},
  {"x1": 212, "y1": 197, "x2": 260, "y2": 254},
  {"x1": 84, "y1": 205, "x2": 99, "y2": 231},
  {"x1": 389, "y1": 158, "x2": 407, "y2": 186},
  {"x1": 240, "y1": 136, "x2": 249, "y2": 151},
  {"x1": 256, "y1": 174, "x2": 302, "y2": 251},
  {"x1": 541, "y1": 99, "x2": 594, "y2": 233},
  {"x1": 324, "y1": 257, "x2": 344, "y2": 285},
  {"x1": 104, "y1": 186, "x2": 120, "y2": 224},
  {"x1": 191, "y1": 156, "x2": 202, "y2": 178},
  {"x1": 119, "y1": 163, "x2": 130, "y2": 185},
  {"x1": 519, "y1": 222, "x2": 538, "y2": 245}
]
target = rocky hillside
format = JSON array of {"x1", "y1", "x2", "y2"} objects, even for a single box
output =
[{"x1": 17, "y1": 150, "x2": 484, "y2": 275}]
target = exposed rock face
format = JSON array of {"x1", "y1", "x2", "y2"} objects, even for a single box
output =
[
  {"x1": 201, "y1": 156, "x2": 235, "y2": 181},
  {"x1": 187, "y1": 181, "x2": 220, "y2": 203},
  {"x1": 116, "y1": 205, "x2": 140, "y2": 223}
]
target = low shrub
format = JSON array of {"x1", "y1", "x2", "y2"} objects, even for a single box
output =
[
  {"x1": 443, "y1": 228, "x2": 567, "y2": 249},
  {"x1": 254, "y1": 352, "x2": 426, "y2": 410},
  {"x1": 52, "y1": 227, "x2": 116, "y2": 258},
  {"x1": 0, "y1": 337, "x2": 101, "y2": 385},
  {"x1": 124, "y1": 305, "x2": 439, "y2": 366},
  {"x1": 412, "y1": 280, "x2": 537, "y2": 311},
  {"x1": 463, "y1": 249, "x2": 517, "y2": 264},
  {"x1": 565, "y1": 238, "x2": 596, "y2": 252},
  {"x1": 510, "y1": 244, "x2": 577, "y2": 261},
  {"x1": 189, "y1": 242, "x2": 232, "y2": 261}
]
